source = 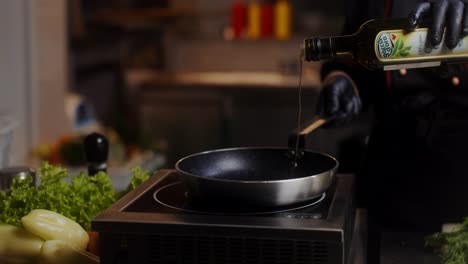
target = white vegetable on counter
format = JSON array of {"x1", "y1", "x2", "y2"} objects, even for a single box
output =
[
  {"x1": 39, "y1": 240, "x2": 99, "y2": 264},
  {"x1": 21, "y1": 209, "x2": 89, "y2": 250},
  {"x1": 0, "y1": 224, "x2": 44, "y2": 263}
]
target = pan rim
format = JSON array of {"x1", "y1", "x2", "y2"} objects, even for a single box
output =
[{"x1": 174, "y1": 146, "x2": 339, "y2": 184}]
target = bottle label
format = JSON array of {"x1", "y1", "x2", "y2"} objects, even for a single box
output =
[{"x1": 375, "y1": 29, "x2": 468, "y2": 62}]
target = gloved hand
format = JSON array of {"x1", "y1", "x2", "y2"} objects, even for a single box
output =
[
  {"x1": 317, "y1": 71, "x2": 362, "y2": 126},
  {"x1": 408, "y1": 0, "x2": 468, "y2": 49}
]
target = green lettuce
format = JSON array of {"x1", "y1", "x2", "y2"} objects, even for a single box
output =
[
  {"x1": 426, "y1": 218, "x2": 468, "y2": 264},
  {"x1": 123, "y1": 167, "x2": 149, "y2": 194},
  {"x1": 0, "y1": 162, "x2": 150, "y2": 230}
]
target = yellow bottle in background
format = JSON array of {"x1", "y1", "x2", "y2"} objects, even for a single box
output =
[
  {"x1": 247, "y1": 0, "x2": 261, "y2": 39},
  {"x1": 274, "y1": 0, "x2": 292, "y2": 40}
]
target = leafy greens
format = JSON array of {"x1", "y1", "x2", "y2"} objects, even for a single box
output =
[
  {"x1": 0, "y1": 162, "x2": 150, "y2": 230},
  {"x1": 426, "y1": 218, "x2": 468, "y2": 264}
]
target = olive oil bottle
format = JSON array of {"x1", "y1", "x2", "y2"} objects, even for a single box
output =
[{"x1": 303, "y1": 19, "x2": 468, "y2": 71}]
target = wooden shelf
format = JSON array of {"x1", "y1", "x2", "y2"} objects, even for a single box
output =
[{"x1": 89, "y1": 7, "x2": 228, "y2": 28}]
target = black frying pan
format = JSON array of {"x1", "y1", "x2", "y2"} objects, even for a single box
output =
[{"x1": 175, "y1": 116, "x2": 338, "y2": 207}]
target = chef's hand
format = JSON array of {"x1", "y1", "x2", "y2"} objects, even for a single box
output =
[
  {"x1": 408, "y1": 0, "x2": 468, "y2": 50},
  {"x1": 317, "y1": 71, "x2": 362, "y2": 126}
]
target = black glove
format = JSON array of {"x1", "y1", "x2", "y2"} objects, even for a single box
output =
[
  {"x1": 408, "y1": 0, "x2": 468, "y2": 49},
  {"x1": 317, "y1": 72, "x2": 362, "y2": 126}
]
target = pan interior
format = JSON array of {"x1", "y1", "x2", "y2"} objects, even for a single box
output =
[{"x1": 177, "y1": 148, "x2": 337, "y2": 181}]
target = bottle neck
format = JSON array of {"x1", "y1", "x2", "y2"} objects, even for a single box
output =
[
  {"x1": 88, "y1": 162, "x2": 107, "y2": 176},
  {"x1": 303, "y1": 35, "x2": 356, "y2": 61}
]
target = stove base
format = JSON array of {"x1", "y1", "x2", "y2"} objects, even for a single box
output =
[{"x1": 93, "y1": 170, "x2": 356, "y2": 264}]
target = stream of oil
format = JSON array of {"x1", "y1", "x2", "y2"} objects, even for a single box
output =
[{"x1": 292, "y1": 58, "x2": 304, "y2": 168}]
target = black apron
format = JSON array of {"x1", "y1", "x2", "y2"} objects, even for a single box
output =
[
  {"x1": 335, "y1": 0, "x2": 468, "y2": 231},
  {"x1": 364, "y1": 66, "x2": 468, "y2": 231}
]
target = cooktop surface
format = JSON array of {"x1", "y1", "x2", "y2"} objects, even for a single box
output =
[
  {"x1": 123, "y1": 171, "x2": 335, "y2": 219},
  {"x1": 93, "y1": 170, "x2": 355, "y2": 235}
]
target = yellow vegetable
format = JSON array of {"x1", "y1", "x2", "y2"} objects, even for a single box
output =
[
  {"x1": 0, "y1": 224, "x2": 44, "y2": 263},
  {"x1": 39, "y1": 240, "x2": 99, "y2": 264},
  {"x1": 21, "y1": 209, "x2": 89, "y2": 250}
]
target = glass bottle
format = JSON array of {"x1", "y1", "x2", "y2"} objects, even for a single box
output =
[
  {"x1": 274, "y1": 0, "x2": 292, "y2": 40},
  {"x1": 303, "y1": 18, "x2": 468, "y2": 71},
  {"x1": 247, "y1": 0, "x2": 261, "y2": 39},
  {"x1": 231, "y1": 0, "x2": 246, "y2": 39},
  {"x1": 260, "y1": 0, "x2": 273, "y2": 38}
]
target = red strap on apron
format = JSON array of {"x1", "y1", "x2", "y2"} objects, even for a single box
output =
[
  {"x1": 384, "y1": 0, "x2": 393, "y2": 91},
  {"x1": 384, "y1": 0, "x2": 392, "y2": 18}
]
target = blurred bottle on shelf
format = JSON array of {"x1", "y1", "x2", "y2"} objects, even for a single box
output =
[
  {"x1": 247, "y1": 0, "x2": 261, "y2": 39},
  {"x1": 260, "y1": 0, "x2": 273, "y2": 38},
  {"x1": 84, "y1": 132, "x2": 109, "y2": 176},
  {"x1": 274, "y1": 0, "x2": 292, "y2": 40},
  {"x1": 231, "y1": 0, "x2": 246, "y2": 39}
]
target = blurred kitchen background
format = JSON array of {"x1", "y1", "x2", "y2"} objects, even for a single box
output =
[{"x1": 0, "y1": 0, "x2": 371, "y2": 174}]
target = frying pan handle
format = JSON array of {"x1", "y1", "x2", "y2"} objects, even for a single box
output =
[{"x1": 288, "y1": 116, "x2": 327, "y2": 160}]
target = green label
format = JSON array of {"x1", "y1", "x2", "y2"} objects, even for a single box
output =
[
  {"x1": 377, "y1": 32, "x2": 394, "y2": 58},
  {"x1": 375, "y1": 29, "x2": 468, "y2": 61}
]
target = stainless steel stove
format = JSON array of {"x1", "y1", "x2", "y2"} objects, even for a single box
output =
[{"x1": 92, "y1": 170, "x2": 356, "y2": 264}]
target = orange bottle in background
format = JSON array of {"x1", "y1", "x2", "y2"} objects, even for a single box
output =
[
  {"x1": 247, "y1": 0, "x2": 261, "y2": 39},
  {"x1": 274, "y1": 0, "x2": 292, "y2": 40}
]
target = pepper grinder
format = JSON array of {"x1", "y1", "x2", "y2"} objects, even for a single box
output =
[{"x1": 83, "y1": 132, "x2": 109, "y2": 175}]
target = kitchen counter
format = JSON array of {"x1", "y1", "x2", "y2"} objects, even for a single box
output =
[
  {"x1": 124, "y1": 68, "x2": 371, "y2": 167},
  {"x1": 126, "y1": 69, "x2": 328, "y2": 166},
  {"x1": 126, "y1": 68, "x2": 322, "y2": 90}
]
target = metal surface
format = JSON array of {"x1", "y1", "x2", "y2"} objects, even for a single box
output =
[
  {"x1": 152, "y1": 181, "x2": 327, "y2": 215},
  {"x1": 0, "y1": 166, "x2": 36, "y2": 190},
  {"x1": 92, "y1": 170, "x2": 356, "y2": 264},
  {"x1": 383, "y1": 61, "x2": 441, "y2": 71},
  {"x1": 175, "y1": 147, "x2": 338, "y2": 207},
  {"x1": 0, "y1": 115, "x2": 16, "y2": 169}
]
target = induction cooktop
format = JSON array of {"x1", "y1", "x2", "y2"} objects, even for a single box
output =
[{"x1": 92, "y1": 170, "x2": 356, "y2": 264}]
